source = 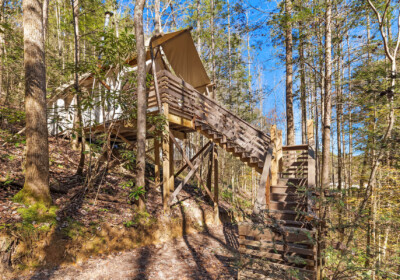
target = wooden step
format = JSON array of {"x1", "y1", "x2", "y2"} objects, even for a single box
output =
[
  {"x1": 262, "y1": 218, "x2": 313, "y2": 229},
  {"x1": 269, "y1": 201, "x2": 307, "y2": 211},
  {"x1": 265, "y1": 210, "x2": 309, "y2": 222},
  {"x1": 240, "y1": 248, "x2": 315, "y2": 266},
  {"x1": 249, "y1": 156, "x2": 259, "y2": 164},
  {"x1": 240, "y1": 239, "x2": 314, "y2": 256},
  {"x1": 239, "y1": 258, "x2": 316, "y2": 279},
  {"x1": 239, "y1": 223, "x2": 315, "y2": 245},
  {"x1": 277, "y1": 178, "x2": 307, "y2": 188},
  {"x1": 270, "y1": 185, "x2": 298, "y2": 194},
  {"x1": 270, "y1": 193, "x2": 305, "y2": 202}
]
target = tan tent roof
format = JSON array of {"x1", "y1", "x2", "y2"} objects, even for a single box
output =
[
  {"x1": 153, "y1": 29, "x2": 211, "y2": 90},
  {"x1": 50, "y1": 28, "x2": 210, "y2": 104},
  {"x1": 127, "y1": 28, "x2": 211, "y2": 91}
]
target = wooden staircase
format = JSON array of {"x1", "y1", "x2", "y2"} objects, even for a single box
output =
[
  {"x1": 238, "y1": 126, "x2": 318, "y2": 280},
  {"x1": 156, "y1": 70, "x2": 271, "y2": 174}
]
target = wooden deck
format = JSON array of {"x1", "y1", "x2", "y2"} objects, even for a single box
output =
[{"x1": 87, "y1": 70, "x2": 271, "y2": 173}]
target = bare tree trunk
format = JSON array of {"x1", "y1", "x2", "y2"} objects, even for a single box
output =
[
  {"x1": 154, "y1": 0, "x2": 161, "y2": 35},
  {"x1": 319, "y1": 1, "x2": 332, "y2": 278},
  {"x1": 227, "y1": 0, "x2": 232, "y2": 106},
  {"x1": 18, "y1": 0, "x2": 51, "y2": 205},
  {"x1": 134, "y1": 0, "x2": 147, "y2": 211},
  {"x1": 299, "y1": 20, "x2": 307, "y2": 144},
  {"x1": 336, "y1": 43, "x2": 344, "y2": 240},
  {"x1": 346, "y1": 32, "x2": 352, "y2": 195},
  {"x1": 246, "y1": 11, "x2": 251, "y2": 101},
  {"x1": 285, "y1": 0, "x2": 294, "y2": 145},
  {"x1": 71, "y1": 0, "x2": 85, "y2": 175},
  {"x1": 210, "y1": 0, "x2": 215, "y2": 99},
  {"x1": 0, "y1": 0, "x2": 6, "y2": 103},
  {"x1": 196, "y1": 0, "x2": 201, "y2": 55},
  {"x1": 322, "y1": 0, "x2": 332, "y2": 193},
  {"x1": 42, "y1": 0, "x2": 49, "y2": 42}
]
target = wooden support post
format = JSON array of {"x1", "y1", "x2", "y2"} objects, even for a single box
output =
[
  {"x1": 271, "y1": 125, "x2": 278, "y2": 186},
  {"x1": 213, "y1": 145, "x2": 219, "y2": 223},
  {"x1": 207, "y1": 145, "x2": 213, "y2": 200},
  {"x1": 162, "y1": 103, "x2": 170, "y2": 211},
  {"x1": 174, "y1": 141, "x2": 212, "y2": 178},
  {"x1": 277, "y1": 130, "x2": 283, "y2": 175},
  {"x1": 154, "y1": 136, "x2": 161, "y2": 188},
  {"x1": 307, "y1": 119, "x2": 316, "y2": 216},
  {"x1": 307, "y1": 119, "x2": 315, "y2": 146},
  {"x1": 270, "y1": 126, "x2": 283, "y2": 186},
  {"x1": 169, "y1": 144, "x2": 213, "y2": 205},
  {"x1": 253, "y1": 146, "x2": 273, "y2": 214},
  {"x1": 169, "y1": 138, "x2": 175, "y2": 193},
  {"x1": 169, "y1": 132, "x2": 214, "y2": 202}
]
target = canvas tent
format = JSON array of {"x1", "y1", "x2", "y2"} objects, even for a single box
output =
[
  {"x1": 48, "y1": 28, "x2": 211, "y2": 134},
  {"x1": 50, "y1": 28, "x2": 210, "y2": 104}
]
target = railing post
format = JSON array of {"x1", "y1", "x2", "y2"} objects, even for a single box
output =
[
  {"x1": 213, "y1": 145, "x2": 219, "y2": 223},
  {"x1": 253, "y1": 146, "x2": 272, "y2": 214},
  {"x1": 271, "y1": 126, "x2": 283, "y2": 186},
  {"x1": 271, "y1": 125, "x2": 277, "y2": 185},
  {"x1": 162, "y1": 102, "x2": 170, "y2": 211},
  {"x1": 154, "y1": 135, "x2": 161, "y2": 188},
  {"x1": 307, "y1": 119, "x2": 316, "y2": 215}
]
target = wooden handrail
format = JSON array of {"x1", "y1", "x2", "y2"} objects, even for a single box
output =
[
  {"x1": 282, "y1": 144, "x2": 309, "y2": 151},
  {"x1": 156, "y1": 70, "x2": 271, "y2": 143}
]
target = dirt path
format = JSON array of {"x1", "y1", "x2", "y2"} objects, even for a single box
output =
[{"x1": 16, "y1": 223, "x2": 239, "y2": 280}]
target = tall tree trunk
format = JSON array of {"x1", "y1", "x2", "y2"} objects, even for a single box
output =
[
  {"x1": 336, "y1": 42, "x2": 343, "y2": 240},
  {"x1": 71, "y1": 0, "x2": 85, "y2": 175},
  {"x1": 0, "y1": 0, "x2": 5, "y2": 103},
  {"x1": 246, "y1": 11, "x2": 251, "y2": 102},
  {"x1": 299, "y1": 21, "x2": 307, "y2": 144},
  {"x1": 18, "y1": 0, "x2": 51, "y2": 205},
  {"x1": 134, "y1": 0, "x2": 147, "y2": 211},
  {"x1": 322, "y1": 0, "x2": 332, "y2": 194},
  {"x1": 346, "y1": 32, "x2": 352, "y2": 195},
  {"x1": 154, "y1": 0, "x2": 161, "y2": 35},
  {"x1": 285, "y1": 0, "x2": 294, "y2": 145},
  {"x1": 319, "y1": 1, "x2": 332, "y2": 278},
  {"x1": 196, "y1": 0, "x2": 201, "y2": 55},
  {"x1": 210, "y1": 0, "x2": 215, "y2": 99},
  {"x1": 42, "y1": 0, "x2": 49, "y2": 42},
  {"x1": 227, "y1": 0, "x2": 232, "y2": 107}
]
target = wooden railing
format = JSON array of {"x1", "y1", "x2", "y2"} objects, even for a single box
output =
[{"x1": 151, "y1": 70, "x2": 271, "y2": 162}]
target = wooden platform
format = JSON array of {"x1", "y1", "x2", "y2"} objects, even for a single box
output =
[{"x1": 86, "y1": 70, "x2": 271, "y2": 173}]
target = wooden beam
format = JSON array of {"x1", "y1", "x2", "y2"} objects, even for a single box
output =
[
  {"x1": 169, "y1": 132, "x2": 214, "y2": 202},
  {"x1": 169, "y1": 137, "x2": 174, "y2": 193},
  {"x1": 307, "y1": 119, "x2": 316, "y2": 218},
  {"x1": 168, "y1": 113, "x2": 194, "y2": 129},
  {"x1": 213, "y1": 146, "x2": 219, "y2": 222},
  {"x1": 169, "y1": 144, "x2": 213, "y2": 205},
  {"x1": 207, "y1": 146, "x2": 213, "y2": 201},
  {"x1": 253, "y1": 147, "x2": 273, "y2": 215},
  {"x1": 154, "y1": 136, "x2": 161, "y2": 188},
  {"x1": 174, "y1": 141, "x2": 212, "y2": 178},
  {"x1": 162, "y1": 103, "x2": 170, "y2": 211},
  {"x1": 270, "y1": 125, "x2": 278, "y2": 186},
  {"x1": 172, "y1": 129, "x2": 187, "y2": 140},
  {"x1": 307, "y1": 119, "x2": 315, "y2": 146}
]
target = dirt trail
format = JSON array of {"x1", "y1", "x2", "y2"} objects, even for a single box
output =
[{"x1": 15, "y1": 224, "x2": 239, "y2": 280}]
